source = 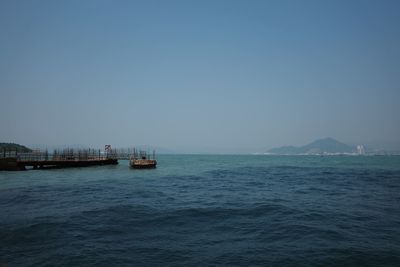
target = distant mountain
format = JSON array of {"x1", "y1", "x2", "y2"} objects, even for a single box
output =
[
  {"x1": 268, "y1": 138, "x2": 355, "y2": 155},
  {"x1": 0, "y1": 143, "x2": 32, "y2": 153}
]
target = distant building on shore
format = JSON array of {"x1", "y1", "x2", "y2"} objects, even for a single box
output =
[{"x1": 356, "y1": 145, "x2": 366, "y2": 155}]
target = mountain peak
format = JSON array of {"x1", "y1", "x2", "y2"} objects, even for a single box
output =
[
  {"x1": 317, "y1": 137, "x2": 337, "y2": 142},
  {"x1": 268, "y1": 138, "x2": 355, "y2": 155}
]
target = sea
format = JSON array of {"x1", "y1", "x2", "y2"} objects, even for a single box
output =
[{"x1": 1, "y1": 155, "x2": 400, "y2": 266}]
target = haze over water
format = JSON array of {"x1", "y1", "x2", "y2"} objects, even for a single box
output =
[{"x1": 1, "y1": 1, "x2": 400, "y2": 266}]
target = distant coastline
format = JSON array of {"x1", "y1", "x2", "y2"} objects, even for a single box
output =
[{"x1": 265, "y1": 137, "x2": 397, "y2": 156}]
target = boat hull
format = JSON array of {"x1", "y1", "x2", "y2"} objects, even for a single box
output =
[{"x1": 129, "y1": 159, "x2": 157, "y2": 169}]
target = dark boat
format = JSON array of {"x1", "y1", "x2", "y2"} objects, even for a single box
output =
[{"x1": 129, "y1": 149, "x2": 157, "y2": 169}]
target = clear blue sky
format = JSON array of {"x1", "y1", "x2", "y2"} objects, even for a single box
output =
[{"x1": 1, "y1": 0, "x2": 399, "y2": 153}]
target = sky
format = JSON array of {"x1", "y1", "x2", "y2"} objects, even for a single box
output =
[{"x1": 0, "y1": 0, "x2": 399, "y2": 153}]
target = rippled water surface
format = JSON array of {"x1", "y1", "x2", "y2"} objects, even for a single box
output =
[{"x1": 1, "y1": 155, "x2": 400, "y2": 266}]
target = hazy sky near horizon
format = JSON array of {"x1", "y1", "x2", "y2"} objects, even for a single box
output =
[{"x1": 1, "y1": 0, "x2": 399, "y2": 152}]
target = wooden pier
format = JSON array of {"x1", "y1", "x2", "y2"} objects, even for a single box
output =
[{"x1": 0, "y1": 148, "x2": 118, "y2": 171}]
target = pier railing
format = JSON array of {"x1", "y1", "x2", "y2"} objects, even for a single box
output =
[
  {"x1": 0, "y1": 148, "x2": 118, "y2": 162},
  {"x1": 0, "y1": 148, "x2": 154, "y2": 161}
]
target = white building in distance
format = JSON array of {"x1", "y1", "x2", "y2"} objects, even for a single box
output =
[{"x1": 357, "y1": 145, "x2": 366, "y2": 155}]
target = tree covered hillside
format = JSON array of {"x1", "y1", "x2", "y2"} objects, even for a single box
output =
[{"x1": 0, "y1": 143, "x2": 32, "y2": 152}]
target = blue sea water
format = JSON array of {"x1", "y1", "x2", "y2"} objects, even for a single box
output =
[{"x1": 1, "y1": 155, "x2": 400, "y2": 266}]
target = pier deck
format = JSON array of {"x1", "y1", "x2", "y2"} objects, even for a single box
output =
[
  {"x1": 0, "y1": 158, "x2": 118, "y2": 171},
  {"x1": 22, "y1": 158, "x2": 118, "y2": 170},
  {"x1": 0, "y1": 149, "x2": 119, "y2": 171}
]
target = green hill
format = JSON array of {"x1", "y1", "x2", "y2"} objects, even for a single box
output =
[{"x1": 0, "y1": 143, "x2": 32, "y2": 153}]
